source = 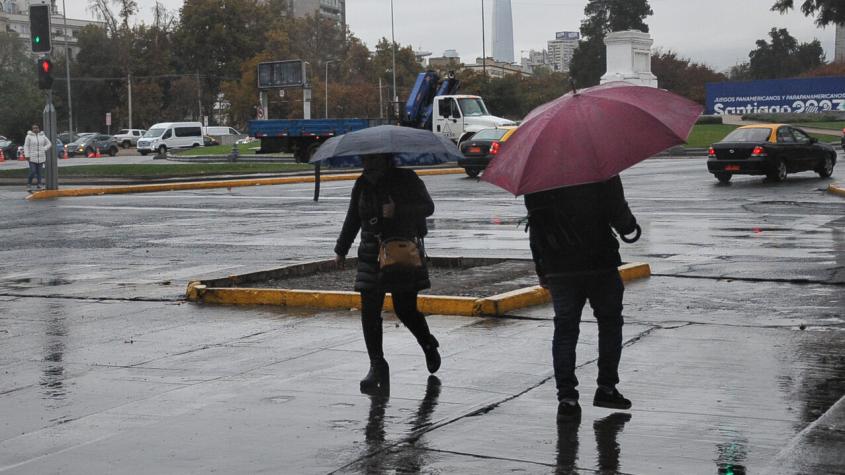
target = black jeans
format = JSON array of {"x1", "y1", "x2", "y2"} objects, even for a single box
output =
[
  {"x1": 360, "y1": 290, "x2": 432, "y2": 362},
  {"x1": 547, "y1": 271, "x2": 624, "y2": 401}
]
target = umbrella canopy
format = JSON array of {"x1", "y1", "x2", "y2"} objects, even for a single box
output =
[
  {"x1": 481, "y1": 81, "x2": 704, "y2": 195},
  {"x1": 309, "y1": 125, "x2": 462, "y2": 167}
]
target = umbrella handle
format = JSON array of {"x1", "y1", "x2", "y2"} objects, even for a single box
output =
[{"x1": 619, "y1": 224, "x2": 641, "y2": 244}]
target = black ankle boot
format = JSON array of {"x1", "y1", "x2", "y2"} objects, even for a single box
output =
[
  {"x1": 360, "y1": 359, "x2": 389, "y2": 393},
  {"x1": 421, "y1": 335, "x2": 441, "y2": 374}
]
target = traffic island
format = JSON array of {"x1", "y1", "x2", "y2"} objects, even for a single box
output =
[
  {"x1": 185, "y1": 257, "x2": 651, "y2": 317},
  {"x1": 24, "y1": 167, "x2": 465, "y2": 200},
  {"x1": 829, "y1": 183, "x2": 845, "y2": 198}
]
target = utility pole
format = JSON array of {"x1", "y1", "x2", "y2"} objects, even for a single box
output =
[
  {"x1": 324, "y1": 60, "x2": 335, "y2": 118},
  {"x1": 196, "y1": 71, "x2": 202, "y2": 122},
  {"x1": 481, "y1": 0, "x2": 487, "y2": 79},
  {"x1": 61, "y1": 0, "x2": 72, "y2": 142},
  {"x1": 127, "y1": 73, "x2": 133, "y2": 129},
  {"x1": 378, "y1": 76, "x2": 384, "y2": 119},
  {"x1": 390, "y1": 0, "x2": 398, "y2": 119}
]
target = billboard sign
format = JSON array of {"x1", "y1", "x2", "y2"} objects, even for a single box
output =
[
  {"x1": 555, "y1": 31, "x2": 580, "y2": 41},
  {"x1": 706, "y1": 76, "x2": 845, "y2": 115},
  {"x1": 257, "y1": 60, "x2": 305, "y2": 89}
]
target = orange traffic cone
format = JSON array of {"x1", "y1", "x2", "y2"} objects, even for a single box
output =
[
  {"x1": 0, "y1": 149, "x2": 5, "y2": 162},
  {"x1": 95, "y1": 147, "x2": 102, "y2": 158},
  {"x1": 87, "y1": 148, "x2": 94, "y2": 158},
  {"x1": 61, "y1": 146, "x2": 69, "y2": 160},
  {"x1": 18, "y1": 149, "x2": 26, "y2": 161}
]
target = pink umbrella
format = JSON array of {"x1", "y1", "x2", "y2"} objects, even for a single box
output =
[{"x1": 481, "y1": 81, "x2": 703, "y2": 195}]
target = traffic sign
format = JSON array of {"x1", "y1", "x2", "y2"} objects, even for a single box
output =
[{"x1": 105, "y1": 112, "x2": 111, "y2": 126}]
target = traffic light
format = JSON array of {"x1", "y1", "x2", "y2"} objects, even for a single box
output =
[
  {"x1": 29, "y1": 3, "x2": 52, "y2": 53},
  {"x1": 37, "y1": 56, "x2": 53, "y2": 90}
]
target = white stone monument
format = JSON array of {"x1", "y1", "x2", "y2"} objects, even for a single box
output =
[{"x1": 600, "y1": 29, "x2": 658, "y2": 88}]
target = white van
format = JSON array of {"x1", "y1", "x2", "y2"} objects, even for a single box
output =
[
  {"x1": 137, "y1": 122, "x2": 203, "y2": 155},
  {"x1": 203, "y1": 126, "x2": 245, "y2": 146}
]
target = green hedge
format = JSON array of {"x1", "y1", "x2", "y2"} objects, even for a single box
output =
[
  {"x1": 696, "y1": 115, "x2": 723, "y2": 125},
  {"x1": 741, "y1": 112, "x2": 844, "y2": 123}
]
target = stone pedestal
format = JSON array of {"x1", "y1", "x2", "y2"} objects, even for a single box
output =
[{"x1": 600, "y1": 29, "x2": 657, "y2": 87}]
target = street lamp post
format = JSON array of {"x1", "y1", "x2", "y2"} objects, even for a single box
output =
[
  {"x1": 324, "y1": 60, "x2": 335, "y2": 119},
  {"x1": 61, "y1": 0, "x2": 73, "y2": 141},
  {"x1": 481, "y1": 0, "x2": 486, "y2": 79},
  {"x1": 390, "y1": 0, "x2": 398, "y2": 119}
]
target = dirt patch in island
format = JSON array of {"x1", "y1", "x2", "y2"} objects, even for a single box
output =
[{"x1": 249, "y1": 260, "x2": 539, "y2": 298}]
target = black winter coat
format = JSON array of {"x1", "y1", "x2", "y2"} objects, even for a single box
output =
[
  {"x1": 335, "y1": 168, "x2": 434, "y2": 292},
  {"x1": 524, "y1": 175, "x2": 637, "y2": 283}
]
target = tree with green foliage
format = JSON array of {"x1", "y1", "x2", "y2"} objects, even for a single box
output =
[
  {"x1": 650, "y1": 51, "x2": 726, "y2": 104},
  {"x1": 771, "y1": 0, "x2": 845, "y2": 26},
  {"x1": 569, "y1": 0, "x2": 653, "y2": 88},
  {"x1": 748, "y1": 28, "x2": 825, "y2": 79},
  {"x1": 0, "y1": 32, "x2": 43, "y2": 142}
]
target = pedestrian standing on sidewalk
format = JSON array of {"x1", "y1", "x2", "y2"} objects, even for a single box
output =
[
  {"x1": 524, "y1": 175, "x2": 641, "y2": 421},
  {"x1": 23, "y1": 124, "x2": 51, "y2": 191},
  {"x1": 335, "y1": 154, "x2": 441, "y2": 394}
]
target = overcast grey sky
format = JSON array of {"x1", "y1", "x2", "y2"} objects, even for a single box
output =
[{"x1": 67, "y1": 0, "x2": 837, "y2": 72}]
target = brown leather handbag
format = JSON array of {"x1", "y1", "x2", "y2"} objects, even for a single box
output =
[{"x1": 378, "y1": 238, "x2": 422, "y2": 270}]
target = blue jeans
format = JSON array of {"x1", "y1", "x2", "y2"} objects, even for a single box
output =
[
  {"x1": 548, "y1": 271, "x2": 624, "y2": 401},
  {"x1": 28, "y1": 161, "x2": 44, "y2": 186}
]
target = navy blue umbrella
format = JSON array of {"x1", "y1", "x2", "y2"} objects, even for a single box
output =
[{"x1": 309, "y1": 125, "x2": 462, "y2": 167}]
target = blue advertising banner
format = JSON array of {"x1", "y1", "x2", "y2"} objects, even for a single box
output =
[{"x1": 705, "y1": 76, "x2": 845, "y2": 115}]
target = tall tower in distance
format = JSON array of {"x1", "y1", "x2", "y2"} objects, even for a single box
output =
[
  {"x1": 492, "y1": 0, "x2": 515, "y2": 64},
  {"x1": 835, "y1": 23, "x2": 845, "y2": 63}
]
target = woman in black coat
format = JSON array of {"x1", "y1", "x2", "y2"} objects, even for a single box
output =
[{"x1": 334, "y1": 154, "x2": 440, "y2": 393}]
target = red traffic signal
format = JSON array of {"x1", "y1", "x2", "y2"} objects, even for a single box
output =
[{"x1": 37, "y1": 56, "x2": 53, "y2": 90}]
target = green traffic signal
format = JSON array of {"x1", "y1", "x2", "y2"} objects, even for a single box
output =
[{"x1": 34, "y1": 36, "x2": 40, "y2": 44}]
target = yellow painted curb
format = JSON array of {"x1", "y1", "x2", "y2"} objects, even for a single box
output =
[
  {"x1": 26, "y1": 167, "x2": 465, "y2": 200},
  {"x1": 829, "y1": 183, "x2": 845, "y2": 198},
  {"x1": 187, "y1": 262, "x2": 651, "y2": 317}
]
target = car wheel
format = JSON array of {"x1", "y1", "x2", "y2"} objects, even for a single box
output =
[
  {"x1": 464, "y1": 168, "x2": 480, "y2": 178},
  {"x1": 158, "y1": 145, "x2": 167, "y2": 156},
  {"x1": 816, "y1": 154, "x2": 834, "y2": 178},
  {"x1": 714, "y1": 172, "x2": 731, "y2": 183},
  {"x1": 122, "y1": 140, "x2": 131, "y2": 148},
  {"x1": 767, "y1": 158, "x2": 787, "y2": 182},
  {"x1": 139, "y1": 151, "x2": 148, "y2": 156},
  {"x1": 109, "y1": 147, "x2": 118, "y2": 156},
  {"x1": 85, "y1": 147, "x2": 94, "y2": 157}
]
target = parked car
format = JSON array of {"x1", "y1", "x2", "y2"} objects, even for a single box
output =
[
  {"x1": 58, "y1": 132, "x2": 94, "y2": 144},
  {"x1": 0, "y1": 135, "x2": 18, "y2": 160},
  {"x1": 113, "y1": 129, "x2": 146, "y2": 148},
  {"x1": 457, "y1": 126, "x2": 518, "y2": 177},
  {"x1": 706, "y1": 124, "x2": 836, "y2": 183},
  {"x1": 67, "y1": 134, "x2": 120, "y2": 157}
]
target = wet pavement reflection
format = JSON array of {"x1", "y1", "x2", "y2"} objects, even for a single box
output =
[
  {"x1": 555, "y1": 412, "x2": 631, "y2": 474},
  {"x1": 351, "y1": 375, "x2": 441, "y2": 474}
]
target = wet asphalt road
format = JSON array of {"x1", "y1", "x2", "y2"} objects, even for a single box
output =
[{"x1": 0, "y1": 158, "x2": 843, "y2": 474}]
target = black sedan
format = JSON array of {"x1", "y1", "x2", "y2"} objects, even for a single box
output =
[
  {"x1": 707, "y1": 124, "x2": 836, "y2": 183},
  {"x1": 458, "y1": 127, "x2": 517, "y2": 178}
]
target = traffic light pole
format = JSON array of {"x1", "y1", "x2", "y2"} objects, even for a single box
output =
[{"x1": 44, "y1": 90, "x2": 58, "y2": 190}]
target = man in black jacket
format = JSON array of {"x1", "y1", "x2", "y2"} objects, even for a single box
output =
[{"x1": 524, "y1": 175, "x2": 640, "y2": 420}]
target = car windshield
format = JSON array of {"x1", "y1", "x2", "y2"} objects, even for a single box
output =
[
  {"x1": 721, "y1": 128, "x2": 772, "y2": 143},
  {"x1": 458, "y1": 98, "x2": 489, "y2": 117},
  {"x1": 144, "y1": 128, "x2": 166, "y2": 138},
  {"x1": 470, "y1": 129, "x2": 509, "y2": 141}
]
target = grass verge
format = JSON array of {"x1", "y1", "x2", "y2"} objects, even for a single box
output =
[
  {"x1": 173, "y1": 143, "x2": 264, "y2": 156},
  {"x1": 0, "y1": 163, "x2": 312, "y2": 178},
  {"x1": 684, "y1": 124, "x2": 839, "y2": 148}
]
